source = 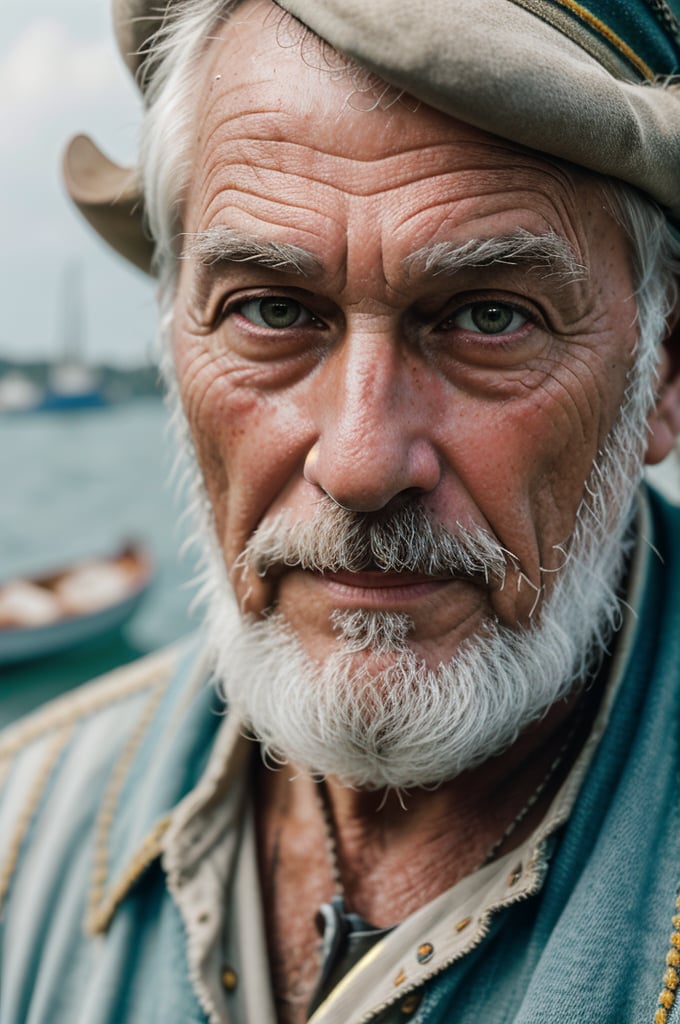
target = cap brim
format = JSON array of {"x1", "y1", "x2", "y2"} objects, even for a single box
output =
[{"x1": 63, "y1": 134, "x2": 153, "y2": 275}]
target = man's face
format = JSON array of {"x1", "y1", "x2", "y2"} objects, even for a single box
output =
[{"x1": 172, "y1": 0, "x2": 639, "y2": 673}]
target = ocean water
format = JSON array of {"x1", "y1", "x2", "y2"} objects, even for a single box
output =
[{"x1": 0, "y1": 399, "x2": 199, "y2": 724}]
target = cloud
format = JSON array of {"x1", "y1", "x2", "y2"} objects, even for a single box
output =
[
  {"x1": 0, "y1": 20, "x2": 126, "y2": 145},
  {"x1": 0, "y1": 17, "x2": 152, "y2": 365}
]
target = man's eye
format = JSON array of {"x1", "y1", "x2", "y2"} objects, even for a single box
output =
[
  {"x1": 446, "y1": 302, "x2": 528, "y2": 335},
  {"x1": 237, "y1": 297, "x2": 314, "y2": 329}
]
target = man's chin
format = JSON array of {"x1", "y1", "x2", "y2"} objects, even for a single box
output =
[
  {"x1": 208, "y1": 605, "x2": 549, "y2": 790},
  {"x1": 302, "y1": 643, "x2": 451, "y2": 688}
]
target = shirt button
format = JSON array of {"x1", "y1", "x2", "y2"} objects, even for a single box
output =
[
  {"x1": 400, "y1": 991, "x2": 423, "y2": 1015},
  {"x1": 222, "y1": 966, "x2": 238, "y2": 992},
  {"x1": 416, "y1": 942, "x2": 434, "y2": 964}
]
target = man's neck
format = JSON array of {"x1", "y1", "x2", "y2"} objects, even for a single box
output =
[
  {"x1": 255, "y1": 683, "x2": 601, "y2": 1024},
  {"x1": 297, "y1": 687, "x2": 594, "y2": 923}
]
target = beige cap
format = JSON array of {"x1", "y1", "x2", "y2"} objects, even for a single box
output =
[{"x1": 63, "y1": 0, "x2": 680, "y2": 275}]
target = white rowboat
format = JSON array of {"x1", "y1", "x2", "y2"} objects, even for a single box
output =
[{"x1": 0, "y1": 545, "x2": 152, "y2": 666}]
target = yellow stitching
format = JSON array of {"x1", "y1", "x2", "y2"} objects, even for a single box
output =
[
  {"x1": 665, "y1": 966, "x2": 679, "y2": 990},
  {"x1": 553, "y1": 0, "x2": 655, "y2": 77},
  {"x1": 0, "y1": 649, "x2": 178, "y2": 761},
  {"x1": 85, "y1": 676, "x2": 169, "y2": 935},
  {"x1": 0, "y1": 724, "x2": 74, "y2": 918},
  {"x1": 86, "y1": 816, "x2": 171, "y2": 935},
  {"x1": 654, "y1": 896, "x2": 680, "y2": 1022}
]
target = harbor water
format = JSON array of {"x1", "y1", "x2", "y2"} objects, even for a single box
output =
[{"x1": 0, "y1": 398, "x2": 198, "y2": 725}]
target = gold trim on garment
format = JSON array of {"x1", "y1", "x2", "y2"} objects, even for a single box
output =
[{"x1": 509, "y1": 0, "x2": 654, "y2": 78}]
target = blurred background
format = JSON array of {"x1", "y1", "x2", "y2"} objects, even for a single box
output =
[
  {"x1": 1, "y1": 1, "x2": 678, "y2": 727},
  {"x1": 0, "y1": 0, "x2": 196, "y2": 724}
]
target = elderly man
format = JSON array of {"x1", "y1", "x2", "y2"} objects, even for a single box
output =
[{"x1": 2, "y1": 0, "x2": 680, "y2": 1021}]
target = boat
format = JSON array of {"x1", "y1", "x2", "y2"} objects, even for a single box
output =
[
  {"x1": 37, "y1": 263, "x2": 108, "y2": 410},
  {"x1": 36, "y1": 363, "x2": 107, "y2": 411},
  {"x1": 0, "y1": 544, "x2": 152, "y2": 665},
  {"x1": 0, "y1": 263, "x2": 108, "y2": 415},
  {"x1": 0, "y1": 371, "x2": 42, "y2": 413}
]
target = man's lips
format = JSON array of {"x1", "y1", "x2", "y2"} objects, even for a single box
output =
[
  {"x1": 310, "y1": 569, "x2": 457, "y2": 607},
  {"x1": 321, "y1": 570, "x2": 448, "y2": 588}
]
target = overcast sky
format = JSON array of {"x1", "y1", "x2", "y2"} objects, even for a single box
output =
[{"x1": 1, "y1": 0, "x2": 156, "y2": 367}]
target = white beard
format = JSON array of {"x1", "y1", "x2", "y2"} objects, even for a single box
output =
[
  {"x1": 162, "y1": 313, "x2": 659, "y2": 791},
  {"x1": 204, "y1": 513, "x2": 635, "y2": 790}
]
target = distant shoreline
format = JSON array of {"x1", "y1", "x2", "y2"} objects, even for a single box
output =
[{"x1": 0, "y1": 356, "x2": 163, "y2": 401}]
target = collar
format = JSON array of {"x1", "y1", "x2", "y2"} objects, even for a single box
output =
[{"x1": 86, "y1": 636, "x2": 227, "y2": 933}]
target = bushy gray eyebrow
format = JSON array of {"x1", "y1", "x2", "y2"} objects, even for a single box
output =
[
  {"x1": 404, "y1": 230, "x2": 585, "y2": 282},
  {"x1": 185, "y1": 227, "x2": 323, "y2": 274},
  {"x1": 184, "y1": 226, "x2": 585, "y2": 311}
]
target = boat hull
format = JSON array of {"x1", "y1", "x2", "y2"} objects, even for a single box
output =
[{"x1": 0, "y1": 584, "x2": 150, "y2": 666}]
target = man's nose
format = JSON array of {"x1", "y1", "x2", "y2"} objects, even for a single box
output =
[{"x1": 303, "y1": 337, "x2": 442, "y2": 512}]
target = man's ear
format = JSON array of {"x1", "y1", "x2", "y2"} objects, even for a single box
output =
[{"x1": 645, "y1": 309, "x2": 680, "y2": 465}]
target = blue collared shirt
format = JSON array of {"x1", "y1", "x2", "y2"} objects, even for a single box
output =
[{"x1": 1, "y1": 487, "x2": 679, "y2": 1023}]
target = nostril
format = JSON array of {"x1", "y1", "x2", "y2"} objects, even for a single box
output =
[{"x1": 396, "y1": 486, "x2": 432, "y2": 505}]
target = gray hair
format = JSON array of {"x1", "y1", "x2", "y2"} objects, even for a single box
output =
[{"x1": 139, "y1": 0, "x2": 245, "y2": 292}]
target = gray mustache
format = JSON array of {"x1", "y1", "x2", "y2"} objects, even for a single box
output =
[{"x1": 241, "y1": 499, "x2": 508, "y2": 584}]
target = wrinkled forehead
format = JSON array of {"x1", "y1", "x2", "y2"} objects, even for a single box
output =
[
  {"x1": 183, "y1": 0, "x2": 620, "y2": 267},
  {"x1": 190, "y1": 1, "x2": 572, "y2": 181},
  {"x1": 193, "y1": 0, "x2": 423, "y2": 147}
]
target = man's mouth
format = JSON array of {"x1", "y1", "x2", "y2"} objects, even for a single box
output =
[
  {"x1": 320, "y1": 569, "x2": 450, "y2": 588},
  {"x1": 312, "y1": 568, "x2": 458, "y2": 607}
]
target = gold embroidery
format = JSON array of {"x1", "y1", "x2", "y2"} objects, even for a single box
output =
[
  {"x1": 400, "y1": 991, "x2": 423, "y2": 1014},
  {"x1": 221, "y1": 967, "x2": 238, "y2": 991},
  {"x1": 552, "y1": 0, "x2": 654, "y2": 77},
  {"x1": 0, "y1": 648, "x2": 177, "y2": 760},
  {"x1": 85, "y1": 676, "x2": 170, "y2": 934},
  {"x1": 0, "y1": 725, "x2": 74, "y2": 916},
  {"x1": 665, "y1": 966, "x2": 680, "y2": 991},
  {"x1": 654, "y1": 894, "x2": 680, "y2": 1022}
]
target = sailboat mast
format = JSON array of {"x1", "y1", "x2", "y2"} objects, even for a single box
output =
[{"x1": 59, "y1": 261, "x2": 84, "y2": 367}]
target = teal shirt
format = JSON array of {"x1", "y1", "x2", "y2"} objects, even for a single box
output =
[{"x1": 0, "y1": 487, "x2": 678, "y2": 1023}]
